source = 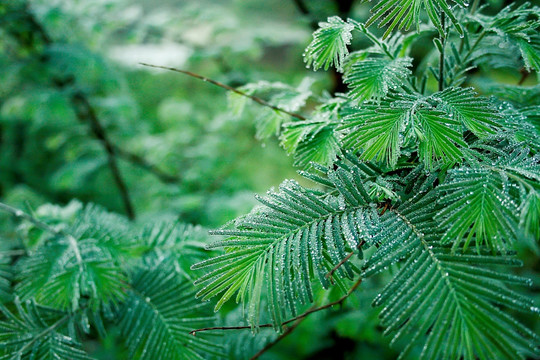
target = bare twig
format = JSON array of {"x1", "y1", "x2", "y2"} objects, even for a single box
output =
[
  {"x1": 139, "y1": 63, "x2": 307, "y2": 121},
  {"x1": 517, "y1": 68, "x2": 530, "y2": 86},
  {"x1": 6, "y1": 4, "x2": 138, "y2": 219},
  {"x1": 112, "y1": 145, "x2": 181, "y2": 184},
  {"x1": 249, "y1": 312, "x2": 310, "y2": 360},
  {"x1": 189, "y1": 277, "x2": 363, "y2": 336},
  {"x1": 71, "y1": 92, "x2": 136, "y2": 220},
  {"x1": 0, "y1": 202, "x2": 60, "y2": 235},
  {"x1": 326, "y1": 251, "x2": 355, "y2": 284}
]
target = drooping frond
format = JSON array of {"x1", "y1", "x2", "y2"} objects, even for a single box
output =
[
  {"x1": 436, "y1": 168, "x2": 518, "y2": 252},
  {"x1": 119, "y1": 261, "x2": 222, "y2": 360},
  {"x1": 0, "y1": 300, "x2": 91, "y2": 360},
  {"x1": 363, "y1": 191, "x2": 539, "y2": 360},
  {"x1": 304, "y1": 16, "x2": 354, "y2": 71},
  {"x1": 192, "y1": 161, "x2": 383, "y2": 327},
  {"x1": 344, "y1": 56, "x2": 412, "y2": 102},
  {"x1": 429, "y1": 87, "x2": 501, "y2": 137},
  {"x1": 365, "y1": 0, "x2": 465, "y2": 38}
]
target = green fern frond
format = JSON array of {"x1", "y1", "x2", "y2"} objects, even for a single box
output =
[
  {"x1": 436, "y1": 168, "x2": 519, "y2": 252},
  {"x1": 344, "y1": 56, "x2": 413, "y2": 102},
  {"x1": 0, "y1": 300, "x2": 91, "y2": 360},
  {"x1": 363, "y1": 191, "x2": 539, "y2": 360},
  {"x1": 416, "y1": 109, "x2": 466, "y2": 168},
  {"x1": 430, "y1": 87, "x2": 501, "y2": 137},
  {"x1": 14, "y1": 204, "x2": 131, "y2": 312},
  {"x1": 192, "y1": 164, "x2": 379, "y2": 327},
  {"x1": 119, "y1": 261, "x2": 222, "y2": 360},
  {"x1": 517, "y1": 34, "x2": 540, "y2": 72},
  {"x1": 15, "y1": 237, "x2": 128, "y2": 312},
  {"x1": 365, "y1": 0, "x2": 465, "y2": 39},
  {"x1": 0, "y1": 254, "x2": 11, "y2": 302},
  {"x1": 472, "y1": 3, "x2": 540, "y2": 71},
  {"x1": 287, "y1": 124, "x2": 340, "y2": 167},
  {"x1": 339, "y1": 96, "x2": 468, "y2": 168},
  {"x1": 340, "y1": 99, "x2": 409, "y2": 167},
  {"x1": 520, "y1": 190, "x2": 540, "y2": 239},
  {"x1": 304, "y1": 16, "x2": 354, "y2": 71}
]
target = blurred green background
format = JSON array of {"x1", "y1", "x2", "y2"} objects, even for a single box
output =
[{"x1": 0, "y1": 0, "x2": 537, "y2": 359}]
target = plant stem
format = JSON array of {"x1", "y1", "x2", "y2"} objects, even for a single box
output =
[
  {"x1": 189, "y1": 277, "x2": 363, "y2": 336},
  {"x1": 139, "y1": 63, "x2": 307, "y2": 121},
  {"x1": 438, "y1": 13, "x2": 446, "y2": 92},
  {"x1": 8, "y1": 3, "x2": 137, "y2": 219},
  {"x1": 470, "y1": 0, "x2": 480, "y2": 15},
  {"x1": 249, "y1": 309, "x2": 311, "y2": 360},
  {"x1": 0, "y1": 202, "x2": 60, "y2": 235},
  {"x1": 71, "y1": 91, "x2": 136, "y2": 220},
  {"x1": 113, "y1": 146, "x2": 181, "y2": 184}
]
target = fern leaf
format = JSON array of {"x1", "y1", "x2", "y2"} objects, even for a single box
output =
[
  {"x1": 430, "y1": 87, "x2": 501, "y2": 137},
  {"x1": 340, "y1": 97, "x2": 468, "y2": 168},
  {"x1": 364, "y1": 191, "x2": 539, "y2": 360},
  {"x1": 365, "y1": 0, "x2": 465, "y2": 39},
  {"x1": 0, "y1": 254, "x2": 11, "y2": 302},
  {"x1": 0, "y1": 301, "x2": 91, "y2": 360},
  {"x1": 436, "y1": 168, "x2": 518, "y2": 252},
  {"x1": 15, "y1": 204, "x2": 131, "y2": 312},
  {"x1": 520, "y1": 190, "x2": 540, "y2": 239},
  {"x1": 344, "y1": 57, "x2": 413, "y2": 102},
  {"x1": 119, "y1": 261, "x2": 223, "y2": 360},
  {"x1": 192, "y1": 163, "x2": 379, "y2": 327},
  {"x1": 517, "y1": 35, "x2": 540, "y2": 72},
  {"x1": 340, "y1": 101, "x2": 408, "y2": 167},
  {"x1": 304, "y1": 16, "x2": 354, "y2": 71}
]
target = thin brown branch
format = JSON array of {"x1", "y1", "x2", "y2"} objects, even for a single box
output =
[
  {"x1": 517, "y1": 68, "x2": 530, "y2": 85},
  {"x1": 326, "y1": 239, "x2": 366, "y2": 284},
  {"x1": 139, "y1": 63, "x2": 307, "y2": 121},
  {"x1": 189, "y1": 277, "x2": 363, "y2": 336},
  {"x1": 71, "y1": 92, "x2": 136, "y2": 220},
  {"x1": 7, "y1": 3, "x2": 137, "y2": 219},
  {"x1": 326, "y1": 251, "x2": 355, "y2": 284},
  {"x1": 249, "y1": 311, "x2": 310, "y2": 360},
  {"x1": 113, "y1": 146, "x2": 181, "y2": 184}
]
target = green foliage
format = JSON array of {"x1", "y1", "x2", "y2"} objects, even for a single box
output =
[
  {"x1": 365, "y1": 0, "x2": 465, "y2": 38},
  {"x1": 304, "y1": 16, "x2": 354, "y2": 71},
  {"x1": 0, "y1": 203, "x2": 221, "y2": 360},
  {"x1": 119, "y1": 261, "x2": 222, "y2": 360},
  {"x1": 197, "y1": 1, "x2": 540, "y2": 359},
  {"x1": 1, "y1": 0, "x2": 540, "y2": 359},
  {"x1": 0, "y1": 300, "x2": 91, "y2": 360},
  {"x1": 344, "y1": 57, "x2": 413, "y2": 101}
]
